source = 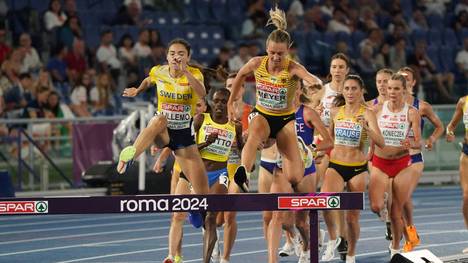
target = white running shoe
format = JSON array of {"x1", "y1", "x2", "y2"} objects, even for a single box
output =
[
  {"x1": 292, "y1": 228, "x2": 303, "y2": 257},
  {"x1": 389, "y1": 243, "x2": 400, "y2": 259},
  {"x1": 298, "y1": 250, "x2": 310, "y2": 263},
  {"x1": 319, "y1": 229, "x2": 325, "y2": 253},
  {"x1": 211, "y1": 229, "x2": 221, "y2": 262},
  {"x1": 321, "y1": 237, "x2": 341, "y2": 261},
  {"x1": 463, "y1": 247, "x2": 468, "y2": 254},
  {"x1": 220, "y1": 259, "x2": 230, "y2": 263},
  {"x1": 346, "y1": 255, "x2": 356, "y2": 263},
  {"x1": 278, "y1": 241, "x2": 295, "y2": 257}
]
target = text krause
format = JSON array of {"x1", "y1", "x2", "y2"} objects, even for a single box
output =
[{"x1": 120, "y1": 198, "x2": 208, "y2": 212}]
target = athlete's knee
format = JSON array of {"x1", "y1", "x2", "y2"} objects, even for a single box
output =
[
  {"x1": 149, "y1": 114, "x2": 168, "y2": 129},
  {"x1": 263, "y1": 212, "x2": 272, "y2": 225},
  {"x1": 346, "y1": 211, "x2": 360, "y2": 224},
  {"x1": 173, "y1": 212, "x2": 187, "y2": 222},
  {"x1": 224, "y1": 212, "x2": 237, "y2": 225},
  {"x1": 370, "y1": 202, "x2": 383, "y2": 215}
]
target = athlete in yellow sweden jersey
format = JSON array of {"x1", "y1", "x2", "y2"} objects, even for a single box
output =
[
  {"x1": 118, "y1": 38, "x2": 209, "y2": 197},
  {"x1": 446, "y1": 95, "x2": 468, "y2": 254},
  {"x1": 227, "y1": 7, "x2": 322, "y2": 198}
]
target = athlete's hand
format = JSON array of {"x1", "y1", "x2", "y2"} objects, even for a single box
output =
[
  {"x1": 150, "y1": 145, "x2": 159, "y2": 156},
  {"x1": 356, "y1": 115, "x2": 369, "y2": 131},
  {"x1": 315, "y1": 103, "x2": 324, "y2": 116},
  {"x1": 401, "y1": 138, "x2": 411, "y2": 149},
  {"x1": 424, "y1": 137, "x2": 434, "y2": 151},
  {"x1": 175, "y1": 57, "x2": 187, "y2": 73},
  {"x1": 206, "y1": 133, "x2": 218, "y2": 144},
  {"x1": 152, "y1": 159, "x2": 164, "y2": 173},
  {"x1": 123, "y1": 87, "x2": 138, "y2": 97},
  {"x1": 446, "y1": 130, "x2": 455, "y2": 142},
  {"x1": 227, "y1": 103, "x2": 237, "y2": 122}
]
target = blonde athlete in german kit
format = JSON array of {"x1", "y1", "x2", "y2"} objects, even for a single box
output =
[{"x1": 227, "y1": 6, "x2": 322, "y2": 197}]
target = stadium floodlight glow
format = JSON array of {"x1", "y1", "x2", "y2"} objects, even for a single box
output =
[{"x1": 0, "y1": 192, "x2": 364, "y2": 263}]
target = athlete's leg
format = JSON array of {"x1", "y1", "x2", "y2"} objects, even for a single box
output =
[
  {"x1": 390, "y1": 167, "x2": 414, "y2": 250},
  {"x1": 222, "y1": 182, "x2": 240, "y2": 262},
  {"x1": 174, "y1": 145, "x2": 209, "y2": 194},
  {"x1": 276, "y1": 121, "x2": 304, "y2": 186},
  {"x1": 267, "y1": 168, "x2": 293, "y2": 263},
  {"x1": 258, "y1": 165, "x2": 273, "y2": 244},
  {"x1": 320, "y1": 168, "x2": 345, "y2": 261},
  {"x1": 295, "y1": 173, "x2": 317, "y2": 252},
  {"x1": 369, "y1": 167, "x2": 391, "y2": 215},
  {"x1": 345, "y1": 172, "x2": 367, "y2": 257},
  {"x1": 460, "y1": 153, "x2": 468, "y2": 227},
  {"x1": 241, "y1": 115, "x2": 269, "y2": 172},
  {"x1": 167, "y1": 179, "x2": 191, "y2": 258}
]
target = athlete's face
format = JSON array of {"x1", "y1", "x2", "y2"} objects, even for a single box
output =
[
  {"x1": 195, "y1": 99, "x2": 207, "y2": 115},
  {"x1": 266, "y1": 41, "x2": 288, "y2": 67},
  {"x1": 375, "y1": 72, "x2": 390, "y2": 97},
  {"x1": 342, "y1": 79, "x2": 363, "y2": 104},
  {"x1": 330, "y1": 58, "x2": 349, "y2": 82},
  {"x1": 212, "y1": 91, "x2": 229, "y2": 117},
  {"x1": 387, "y1": 79, "x2": 405, "y2": 103},
  {"x1": 167, "y1": 43, "x2": 190, "y2": 68},
  {"x1": 400, "y1": 71, "x2": 416, "y2": 93},
  {"x1": 225, "y1": 77, "x2": 244, "y2": 92}
]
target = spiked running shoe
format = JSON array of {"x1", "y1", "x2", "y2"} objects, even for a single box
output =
[
  {"x1": 163, "y1": 256, "x2": 175, "y2": 263},
  {"x1": 234, "y1": 166, "x2": 250, "y2": 193},
  {"x1": 337, "y1": 236, "x2": 348, "y2": 261},
  {"x1": 386, "y1": 222, "x2": 393, "y2": 240},
  {"x1": 174, "y1": 255, "x2": 183, "y2": 263},
  {"x1": 406, "y1": 225, "x2": 420, "y2": 247},
  {"x1": 117, "y1": 146, "x2": 136, "y2": 174}
]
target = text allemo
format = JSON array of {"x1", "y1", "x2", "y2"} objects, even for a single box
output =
[{"x1": 120, "y1": 198, "x2": 208, "y2": 212}]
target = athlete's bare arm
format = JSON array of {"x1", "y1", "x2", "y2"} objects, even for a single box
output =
[
  {"x1": 446, "y1": 97, "x2": 465, "y2": 142},
  {"x1": 304, "y1": 106, "x2": 333, "y2": 151},
  {"x1": 408, "y1": 108, "x2": 422, "y2": 149},
  {"x1": 184, "y1": 69, "x2": 206, "y2": 98},
  {"x1": 363, "y1": 108, "x2": 385, "y2": 148},
  {"x1": 420, "y1": 100, "x2": 444, "y2": 150},
  {"x1": 123, "y1": 77, "x2": 151, "y2": 97},
  {"x1": 289, "y1": 61, "x2": 322, "y2": 87}
]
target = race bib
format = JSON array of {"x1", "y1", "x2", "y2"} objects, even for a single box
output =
[
  {"x1": 160, "y1": 103, "x2": 192, "y2": 130},
  {"x1": 256, "y1": 83, "x2": 288, "y2": 110}
]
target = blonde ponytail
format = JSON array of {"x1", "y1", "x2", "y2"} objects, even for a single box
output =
[{"x1": 266, "y1": 6, "x2": 291, "y2": 45}]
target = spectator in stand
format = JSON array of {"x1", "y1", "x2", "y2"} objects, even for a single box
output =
[
  {"x1": 63, "y1": 0, "x2": 77, "y2": 17},
  {"x1": 44, "y1": 0, "x2": 67, "y2": 32},
  {"x1": 359, "y1": 28, "x2": 383, "y2": 54},
  {"x1": 133, "y1": 29, "x2": 151, "y2": 60},
  {"x1": 386, "y1": 23, "x2": 408, "y2": 45},
  {"x1": 389, "y1": 38, "x2": 407, "y2": 70},
  {"x1": 65, "y1": 38, "x2": 87, "y2": 84},
  {"x1": 358, "y1": 6, "x2": 379, "y2": 32},
  {"x1": 455, "y1": 0, "x2": 468, "y2": 15},
  {"x1": 23, "y1": 86, "x2": 51, "y2": 119},
  {"x1": 47, "y1": 45, "x2": 68, "y2": 85},
  {"x1": 90, "y1": 73, "x2": 115, "y2": 116},
  {"x1": 375, "y1": 43, "x2": 391, "y2": 69},
  {"x1": 246, "y1": 0, "x2": 265, "y2": 17},
  {"x1": 408, "y1": 40, "x2": 455, "y2": 103},
  {"x1": 456, "y1": 37, "x2": 468, "y2": 85},
  {"x1": 327, "y1": 8, "x2": 351, "y2": 34},
  {"x1": 18, "y1": 33, "x2": 42, "y2": 75},
  {"x1": 58, "y1": 15, "x2": 82, "y2": 48},
  {"x1": 229, "y1": 43, "x2": 251, "y2": 72},
  {"x1": 454, "y1": 10, "x2": 468, "y2": 32},
  {"x1": 46, "y1": 90, "x2": 74, "y2": 151},
  {"x1": 288, "y1": 0, "x2": 305, "y2": 18},
  {"x1": 303, "y1": 5, "x2": 328, "y2": 32},
  {"x1": 96, "y1": 30, "x2": 121, "y2": 79},
  {"x1": 149, "y1": 29, "x2": 163, "y2": 47},
  {"x1": 241, "y1": 11, "x2": 268, "y2": 40},
  {"x1": 0, "y1": 49, "x2": 23, "y2": 91},
  {"x1": 409, "y1": 9, "x2": 429, "y2": 31},
  {"x1": 387, "y1": 11, "x2": 410, "y2": 36},
  {"x1": 139, "y1": 44, "x2": 165, "y2": 77},
  {"x1": 35, "y1": 68, "x2": 55, "y2": 92},
  {"x1": 118, "y1": 34, "x2": 137, "y2": 70},
  {"x1": 209, "y1": 46, "x2": 230, "y2": 71},
  {"x1": 0, "y1": 26, "x2": 10, "y2": 65},
  {"x1": 321, "y1": 0, "x2": 334, "y2": 17},
  {"x1": 70, "y1": 72, "x2": 93, "y2": 117},
  {"x1": 356, "y1": 44, "x2": 378, "y2": 94},
  {"x1": 422, "y1": 0, "x2": 450, "y2": 16},
  {"x1": 4, "y1": 73, "x2": 34, "y2": 112},
  {"x1": 112, "y1": 0, "x2": 149, "y2": 27}
]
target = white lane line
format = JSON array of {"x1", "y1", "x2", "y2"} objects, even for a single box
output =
[
  {"x1": 0, "y1": 225, "x2": 264, "y2": 256},
  {"x1": 183, "y1": 249, "x2": 268, "y2": 262},
  {"x1": 56, "y1": 236, "x2": 265, "y2": 263},
  {"x1": 359, "y1": 211, "x2": 461, "y2": 223}
]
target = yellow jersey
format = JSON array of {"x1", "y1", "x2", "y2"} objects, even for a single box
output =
[
  {"x1": 149, "y1": 65, "x2": 204, "y2": 130},
  {"x1": 254, "y1": 56, "x2": 298, "y2": 115},
  {"x1": 333, "y1": 105, "x2": 367, "y2": 147},
  {"x1": 196, "y1": 113, "x2": 236, "y2": 162}
]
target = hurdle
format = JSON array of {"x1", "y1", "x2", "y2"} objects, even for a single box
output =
[{"x1": 0, "y1": 192, "x2": 364, "y2": 263}]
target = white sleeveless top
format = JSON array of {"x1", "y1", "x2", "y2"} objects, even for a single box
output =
[
  {"x1": 320, "y1": 83, "x2": 340, "y2": 127},
  {"x1": 463, "y1": 97, "x2": 468, "y2": 131},
  {"x1": 378, "y1": 101, "x2": 411, "y2": 147}
]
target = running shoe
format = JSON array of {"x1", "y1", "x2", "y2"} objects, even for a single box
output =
[
  {"x1": 385, "y1": 221, "x2": 393, "y2": 240},
  {"x1": 211, "y1": 229, "x2": 221, "y2": 262},
  {"x1": 463, "y1": 247, "x2": 468, "y2": 254},
  {"x1": 298, "y1": 250, "x2": 310, "y2": 263},
  {"x1": 321, "y1": 237, "x2": 341, "y2": 261},
  {"x1": 220, "y1": 259, "x2": 230, "y2": 263},
  {"x1": 174, "y1": 255, "x2": 183, "y2": 263},
  {"x1": 188, "y1": 212, "x2": 203, "y2": 228},
  {"x1": 233, "y1": 166, "x2": 250, "y2": 192},
  {"x1": 337, "y1": 236, "x2": 348, "y2": 261},
  {"x1": 117, "y1": 146, "x2": 136, "y2": 174},
  {"x1": 163, "y1": 256, "x2": 175, "y2": 263},
  {"x1": 388, "y1": 243, "x2": 400, "y2": 259},
  {"x1": 292, "y1": 228, "x2": 303, "y2": 256},
  {"x1": 279, "y1": 241, "x2": 295, "y2": 257},
  {"x1": 406, "y1": 225, "x2": 420, "y2": 246},
  {"x1": 319, "y1": 228, "x2": 326, "y2": 253},
  {"x1": 345, "y1": 255, "x2": 355, "y2": 263},
  {"x1": 403, "y1": 240, "x2": 413, "y2": 252}
]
